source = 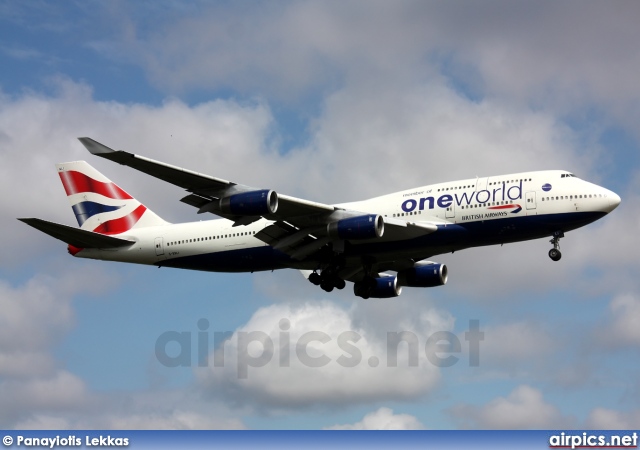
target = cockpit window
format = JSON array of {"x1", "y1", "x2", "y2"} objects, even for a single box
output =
[{"x1": 561, "y1": 173, "x2": 576, "y2": 178}]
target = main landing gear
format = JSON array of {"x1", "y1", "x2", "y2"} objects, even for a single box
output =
[
  {"x1": 308, "y1": 269, "x2": 346, "y2": 292},
  {"x1": 548, "y1": 231, "x2": 564, "y2": 261}
]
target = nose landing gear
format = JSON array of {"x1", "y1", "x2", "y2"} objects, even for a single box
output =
[{"x1": 548, "y1": 231, "x2": 564, "y2": 261}]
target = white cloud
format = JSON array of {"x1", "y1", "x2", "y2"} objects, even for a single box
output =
[
  {"x1": 97, "y1": 2, "x2": 640, "y2": 124},
  {"x1": 196, "y1": 301, "x2": 448, "y2": 408},
  {"x1": 569, "y1": 180, "x2": 640, "y2": 295},
  {"x1": 597, "y1": 293, "x2": 640, "y2": 348},
  {"x1": 292, "y1": 81, "x2": 591, "y2": 202},
  {"x1": 101, "y1": 411, "x2": 246, "y2": 430},
  {"x1": 435, "y1": 3, "x2": 640, "y2": 115},
  {"x1": 586, "y1": 407, "x2": 640, "y2": 430},
  {"x1": 0, "y1": 370, "x2": 90, "y2": 425},
  {"x1": 0, "y1": 275, "x2": 74, "y2": 356},
  {"x1": 325, "y1": 407, "x2": 425, "y2": 430},
  {"x1": 0, "y1": 78, "x2": 275, "y2": 265},
  {"x1": 0, "y1": 265, "x2": 117, "y2": 379},
  {"x1": 450, "y1": 385, "x2": 571, "y2": 429},
  {"x1": 0, "y1": 265, "x2": 120, "y2": 427},
  {"x1": 11, "y1": 390, "x2": 247, "y2": 430},
  {"x1": 96, "y1": 1, "x2": 437, "y2": 99}
]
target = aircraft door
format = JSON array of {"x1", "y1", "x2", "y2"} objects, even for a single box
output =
[
  {"x1": 525, "y1": 191, "x2": 537, "y2": 210},
  {"x1": 154, "y1": 237, "x2": 164, "y2": 256},
  {"x1": 445, "y1": 202, "x2": 455, "y2": 219},
  {"x1": 475, "y1": 177, "x2": 488, "y2": 191}
]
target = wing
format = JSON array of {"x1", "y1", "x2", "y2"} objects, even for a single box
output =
[
  {"x1": 79, "y1": 138, "x2": 436, "y2": 260},
  {"x1": 79, "y1": 138, "x2": 335, "y2": 222}
]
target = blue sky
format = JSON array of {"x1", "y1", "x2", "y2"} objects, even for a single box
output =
[{"x1": 1, "y1": 1, "x2": 640, "y2": 430}]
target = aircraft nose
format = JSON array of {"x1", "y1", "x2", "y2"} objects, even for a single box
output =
[{"x1": 608, "y1": 191, "x2": 622, "y2": 211}]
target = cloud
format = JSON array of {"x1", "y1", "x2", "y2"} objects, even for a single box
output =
[
  {"x1": 0, "y1": 370, "x2": 90, "y2": 425},
  {"x1": 0, "y1": 265, "x2": 246, "y2": 429},
  {"x1": 94, "y1": 2, "x2": 640, "y2": 119},
  {"x1": 11, "y1": 390, "x2": 247, "y2": 430},
  {"x1": 297, "y1": 81, "x2": 592, "y2": 202},
  {"x1": 325, "y1": 407, "x2": 425, "y2": 430},
  {"x1": 431, "y1": 2, "x2": 640, "y2": 144},
  {"x1": 586, "y1": 407, "x2": 640, "y2": 430},
  {"x1": 450, "y1": 385, "x2": 572, "y2": 429},
  {"x1": 0, "y1": 265, "x2": 117, "y2": 379},
  {"x1": 568, "y1": 180, "x2": 640, "y2": 296},
  {"x1": 596, "y1": 293, "x2": 640, "y2": 348},
  {"x1": 0, "y1": 78, "x2": 276, "y2": 266},
  {"x1": 195, "y1": 300, "x2": 449, "y2": 408},
  {"x1": 94, "y1": 1, "x2": 437, "y2": 99},
  {"x1": 0, "y1": 265, "x2": 120, "y2": 427}
]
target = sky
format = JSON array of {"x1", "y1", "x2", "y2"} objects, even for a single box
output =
[{"x1": 1, "y1": 0, "x2": 640, "y2": 430}]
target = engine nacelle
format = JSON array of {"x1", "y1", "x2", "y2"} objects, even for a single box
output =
[
  {"x1": 397, "y1": 263, "x2": 448, "y2": 288},
  {"x1": 354, "y1": 276, "x2": 402, "y2": 299},
  {"x1": 219, "y1": 189, "x2": 278, "y2": 215},
  {"x1": 327, "y1": 214, "x2": 384, "y2": 240}
]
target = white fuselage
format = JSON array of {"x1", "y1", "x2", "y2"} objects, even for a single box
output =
[{"x1": 75, "y1": 170, "x2": 620, "y2": 272}]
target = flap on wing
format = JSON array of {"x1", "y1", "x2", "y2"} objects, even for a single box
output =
[
  {"x1": 273, "y1": 194, "x2": 335, "y2": 218},
  {"x1": 18, "y1": 218, "x2": 135, "y2": 249},
  {"x1": 255, "y1": 221, "x2": 329, "y2": 260}
]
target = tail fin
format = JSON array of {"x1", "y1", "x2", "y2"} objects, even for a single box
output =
[{"x1": 56, "y1": 161, "x2": 169, "y2": 234}]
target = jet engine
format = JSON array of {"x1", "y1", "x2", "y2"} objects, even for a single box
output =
[
  {"x1": 354, "y1": 275, "x2": 402, "y2": 299},
  {"x1": 397, "y1": 263, "x2": 448, "y2": 287},
  {"x1": 327, "y1": 214, "x2": 384, "y2": 240},
  {"x1": 219, "y1": 189, "x2": 278, "y2": 215}
]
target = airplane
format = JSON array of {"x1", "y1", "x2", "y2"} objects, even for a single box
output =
[{"x1": 19, "y1": 138, "x2": 621, "y2": 299}]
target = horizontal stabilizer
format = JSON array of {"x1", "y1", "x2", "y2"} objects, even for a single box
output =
[{"x1": 18, "y1": 218, "x2": 135, "y2": 249}]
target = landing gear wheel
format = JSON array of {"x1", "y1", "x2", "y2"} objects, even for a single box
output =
[
  {"x1": 548, "y1": 248, "x2": 562, "y2": 261},
  {"x1": 320, "y1": 282, "x2": 334, "y2": 292},
  {"x1": 309, "y1": 272, "x2": 322, "y2": 285},
  {"x1": 548, "y1": 231, "x2": 564, "y2": 262},
  {"x1": 335, "y1": 279, "x2": 346, "y2": 290}
]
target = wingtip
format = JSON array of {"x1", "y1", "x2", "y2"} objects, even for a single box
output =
[{"x1": 78, "y1": 137, "x2": 115, "y2": 155}]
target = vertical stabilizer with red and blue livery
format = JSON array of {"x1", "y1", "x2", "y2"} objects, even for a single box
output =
[{"x1": 55, "y1": 161, "x2": 168, "y2": 235}]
